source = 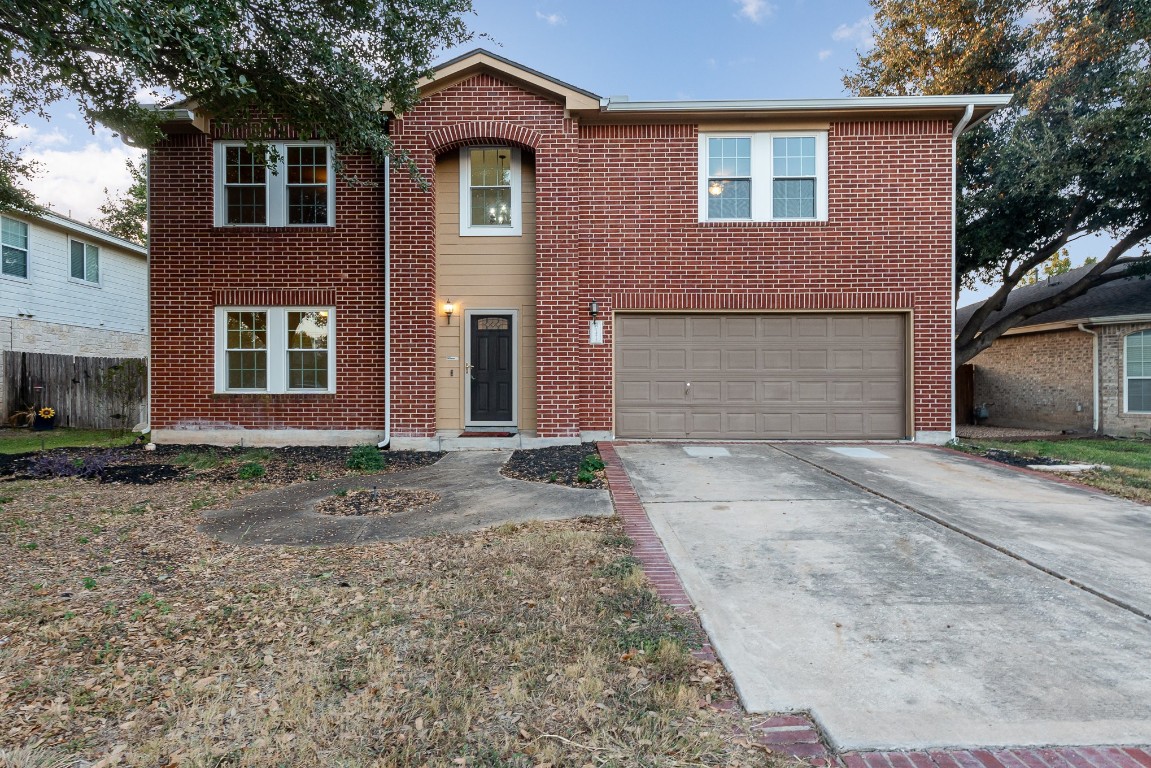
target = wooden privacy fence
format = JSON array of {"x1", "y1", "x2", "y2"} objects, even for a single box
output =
[{"x1": 5, "y1": 352, "x2": 148, "y2": 430}]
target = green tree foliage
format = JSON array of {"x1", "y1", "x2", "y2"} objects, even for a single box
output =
[
  {"x1": 0, "y1": 0, "x2": 475, "y2": 210},
  {"x1": 1018, "y1": 249, "x2": 1072, "y2": 287},
  {"x1": 96, "y1": 157, "x2": 147, "y2": 245},
  {"x1": 846, "y1": 0, "x2": 1151, "y2": 365}
]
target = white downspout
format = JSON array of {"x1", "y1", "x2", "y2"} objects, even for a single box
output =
[
  {"x1": 1077, "y1": 323, "x2": 1100, "y2": 432},
  {"x1": 948, "y1": 104, "x2": 975, "y2": 443},
  {"x1": 378, "y1": 155, "x2": 392, "y2": 448}
]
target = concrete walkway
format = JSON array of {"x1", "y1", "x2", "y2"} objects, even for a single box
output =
[
  {"x1": 199, "y1": 451, "x2": 612, "y2": 546},
  {"x1": 615, "y1": 442, "x2": 1151, "y2": 751}
]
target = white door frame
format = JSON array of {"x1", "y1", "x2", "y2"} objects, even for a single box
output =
[{"x1": 464, "y1": 308, "x2": 519, "y2": 428}]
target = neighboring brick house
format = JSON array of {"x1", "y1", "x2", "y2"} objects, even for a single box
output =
[
  {"x1": 957, "y1": 264, "x2": 1151, "y2": 436},
  {"x1": 147, "y1": 50, "x2": 1009, "y2": 448},
  {"x1": 1, "y1": 210, "x2": 148, "y2": 420}
]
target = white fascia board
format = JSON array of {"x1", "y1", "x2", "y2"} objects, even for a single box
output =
[
  {"x1": 603, "y1": 94, "x2": 1014, "y2": 113},
  {"x1": 1085, "y1": 313, "x2": 1151, "y2": 325}
]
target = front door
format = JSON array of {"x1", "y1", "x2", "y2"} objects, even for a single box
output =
[{"x1": 468, "y1": 313, "x2": 514, "y2": 424}]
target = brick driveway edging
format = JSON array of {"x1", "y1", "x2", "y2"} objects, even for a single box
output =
[{"x1": 596, "y1": 442, "x2": 1151, "y2": 767}]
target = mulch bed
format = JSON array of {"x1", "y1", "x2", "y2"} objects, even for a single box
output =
[
  {"x1": 0, "y1": 443, "x2": 444, "y2": 486},
  {"x1": 315, "y1": 487, "x2": 441, "y2": 516},
  {"x1": 978, "y1": 448, "x2": 1065, "y2": 468},
  {"x1": 501, "y1": 442, "x2": 606, "y2": 489}
]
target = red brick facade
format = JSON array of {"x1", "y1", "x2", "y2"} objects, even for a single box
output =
[{"x1": 148, "y1": 59, "x2": 959, "y2": 443}]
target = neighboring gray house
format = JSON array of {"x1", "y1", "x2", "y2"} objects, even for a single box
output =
[
  {"x1": 1, "y1": 210, "x2": 149, "y2": 423},
  {"x1": 957, "y1": 265, "x2": 1151, "y2": 436}
]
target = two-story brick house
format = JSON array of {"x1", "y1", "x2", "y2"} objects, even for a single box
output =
[{"x1": 147, "y1": 50, "x2": 1009, "y2": 448}]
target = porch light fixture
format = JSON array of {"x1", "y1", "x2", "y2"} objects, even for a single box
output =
[
  {"x1": 444, "y1": 299, "x2": 455, "y2": 325},
  {"x1": 589, "y1": 300, "x2": 599, "y2": 318}
]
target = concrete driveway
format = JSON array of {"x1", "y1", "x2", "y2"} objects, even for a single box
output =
[{"x1": 615, "y1": 442, "x2": 1151, "y2": 751}]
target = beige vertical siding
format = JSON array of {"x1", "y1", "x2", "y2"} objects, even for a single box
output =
[{"x1": 435, "y1": 151, "x2": 537, "y2": 431}]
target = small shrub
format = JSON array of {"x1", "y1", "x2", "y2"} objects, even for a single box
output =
[
  {"x1": 237, "y1": 462, "x2": 266, "y2": 480},
  {"x1": 580, "y1": 453, "x2": 606, "y2": 473},
  {"x1": 347, "y1": 445, "x2": 386, "y2": 472},
  {"x1": 576, "y1": 469, "x2": 597, "y2": 484},
  {"x1": 26, "y1": 450, "x2": 115, "y2": 480}
]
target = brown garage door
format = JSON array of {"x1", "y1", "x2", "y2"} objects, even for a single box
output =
[{"x1": 615, "y1": 313, "x2": 906, "y2": 439}]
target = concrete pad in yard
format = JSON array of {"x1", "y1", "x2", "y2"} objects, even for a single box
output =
[
  {"x1": 616, "y1": 443, "x2": 1151, "y2": 750},
  {"x1": 778, "y1": 444, "x2": 1151, "y2": 619}
]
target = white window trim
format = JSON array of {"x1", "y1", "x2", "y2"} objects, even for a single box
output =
[
  {"x1": 1124, "y1": 330, "x2": 1151, "y2": 413},
  {"x1": 68, "y1": 237, "x2": 101, "y2": 286},
  {"x1": 459, "y1": 147, "x2": 523, "y2": 237},
  {"x1": 698, "y1": 131, "x2": 828, "y2": 223},
  {"x1": 213, "y1": 142, "x2": 336, "y2": 227},
  {"x1": 1, "y1": 215, "x2": 29, "y2": 281},
  {"x1": 214, "y1": 306, "x2": 337, "y2": 394}
]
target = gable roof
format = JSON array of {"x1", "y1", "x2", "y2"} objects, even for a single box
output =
[
  {"x1": 957, "y1": 263, "x2": 1151, "y2": 333},
  {"x1": 416, "y1": 49, "x2": 602, "y2": 111}
]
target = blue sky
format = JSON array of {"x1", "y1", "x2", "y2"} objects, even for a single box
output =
[{"x1": 11, "y1": 0, "x2": 1103, "y2": 302}]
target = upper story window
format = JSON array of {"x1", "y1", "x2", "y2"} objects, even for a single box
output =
[
  {"x1": 214, "y1": 142, "x2": 335, "y2": 227},
  {"x1": 216, "y1": 307, "x2": 335, "y2": 393},
  {"x1": 1126, "y1": 330, "x2": 1151, "y2": 413},
  {"x1": 69, "y1": 238, "x2": 100, "y2": 284},
  {"x1": 1, "y1": 216, "x2": 28, "y2": 279},
  {"x1": 460, "y1": 147, "x2": 522, "y2": 237},
  {"x1": 699, "y1": 132, "x2": 828, "y2": 222}
]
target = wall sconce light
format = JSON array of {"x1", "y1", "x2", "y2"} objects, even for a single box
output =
[
  {"x1": 589, "y1": 300, "x2": 599, "y2": 318},
  {"x1": 444, "y1": 299, "x2": 455, "y2": 325}
]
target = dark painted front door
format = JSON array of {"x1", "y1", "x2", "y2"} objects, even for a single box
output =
[{"x1": 470, "y1": 314, "x2": 514, "y2": 423}]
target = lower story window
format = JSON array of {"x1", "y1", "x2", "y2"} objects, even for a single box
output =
[
  {"x1": 1126, "y1": 330, "x2": 1151, "y2": 412},
  {"x1": 216, "y1": 307, "x2": 334, "y2": 393}
]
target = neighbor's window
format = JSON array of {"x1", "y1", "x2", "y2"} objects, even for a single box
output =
[
  {"x1": 1, "y1": 216, "x2": 28, "y2": 278},
  {"x1": 69, "y1": 238, "x2": 100, "y2": 283},
  {"x1": 460, "y1": 146, "x2": 522, "y2": 237},
  {"x1": 1126, "y1": 330, "x2": 1151, "y2": 412},
  {"x1": 699, "y1": 132, "x2": 828, "y2": 222},
  {"x1": 217, "y1": 308, "x2": 334, "y2": 393},
  {"x1": 215, "y1": 142, "x2": 334, "y2": 227}
]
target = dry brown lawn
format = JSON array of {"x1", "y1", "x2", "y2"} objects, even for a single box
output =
[{"x1": 0, "y1": 473, "x2": 787, "y2": 767}]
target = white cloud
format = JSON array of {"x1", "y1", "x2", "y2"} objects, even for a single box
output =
[
  {"x1": 818, "y1": 49, "x2": 833, "y2": 61},
  {"x1": 25, "y1": 141, "x2": 143, "y2": 223},
  {"x1": 535, "y1": 10, "x2": 566, "y2": 26},
  {"x1": 734, "y1": 0, "x2": 775, "y2": 23},
  {"x1": 832, "y1": 17, "x2": 875, "y2": 49}
]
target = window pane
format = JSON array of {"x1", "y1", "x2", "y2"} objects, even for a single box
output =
[
  {"x1": 227, "y1": 351, "x2": 267, "y2": 389},
  {"x1": 287, "y1": 146, "x2": 327, "y2": 185},
  {"x1": 287, "y1": 186, "x2": 328, "y2": 225},
  {"x1": 226, "y1": 311, "x2": 267, "y2": 350},
  {"x1": 85, "y1": 244, "x2": 99, "y2": 283},
  {"x1": 71, "y1": 240, "x2": 85, "y2": 279},
  {"x1": 225, "y1": 146, "x2": 266, "y2": 184},
  {"x1": 774, "y1": 136, "x2": 816, "y2": 177},
  {"x1": 288, "y1": 351, "x2": 328, "y2": 389},
  {"x1": 288, "y1": 311, "x2": 329, "y2": 350},
  {"x1": 470, "y1": 149, "x2": 512, "y2": 187},
  {"x1": 2, "y1": 245, "x2": 26, "y2": 278},
  {"x1": 707, "y1": 179, "x2": 751, "y2": 219},
  {"x1": 708, "y1": 137, "x2": 751, "y2": 178},
  {"x1": 1129, "y1": 379, "x2": 1151, "y2": 412},
  {"x1": 1, "y1": 217, "x2": 27, "y2": 249},
  {"x1": 471, "y1": 188, "x2": 513, "y2": 227},
  {"x1": 773, "y1": 179, "x2": 816, "y2": 218},
  {"x1": 1127, "y1": 332, "x2": 1151, "y2": 377},
  {"x1": 227, "y1": 187, "x2": 267, "y2": 224}
]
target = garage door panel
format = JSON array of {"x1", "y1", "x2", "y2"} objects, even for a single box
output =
[
  {"x1": 691, "y1": 349, "x2": 722, "y2": 369},
  {"x1": 615, "y1": 312, "x2": 906, "y2": 439}
]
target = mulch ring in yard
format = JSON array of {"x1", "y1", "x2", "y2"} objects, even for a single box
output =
[
  {"x1": 978, "y1": 448, "x2": 1065, "y2": 468},
  {"x1": 0, "y1": 444, "x2": 444, "y2": 487},
  {"x1": 315, "y1": 487, "x2": 442, "y2": 517},
  {"x1": 501, "y1": 442, "x2": 606, "y2": 489}
]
